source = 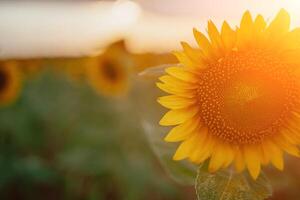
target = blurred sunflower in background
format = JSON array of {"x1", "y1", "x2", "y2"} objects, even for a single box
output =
[
  {"x1": 0, "y1": 61, "x2": 22, "y2": 106},
  {"x1": 86, "y1": 41, "x2": 131, "y2": 97},
  {"x1": 158, "y1": 9, "x2": 300, "y2": 179}
]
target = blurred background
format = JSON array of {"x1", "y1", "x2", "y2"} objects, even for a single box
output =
[{"x1": 1, "y1": 1, "x2": 300, "y2": 199}]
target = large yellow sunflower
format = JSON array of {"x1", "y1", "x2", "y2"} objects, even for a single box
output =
[
  {"x1": 0, "y1": 61, "x2": 22, "y2": 106},
  {"x1": 157, "y1": 9, "x2": 300, "y2": 179}
]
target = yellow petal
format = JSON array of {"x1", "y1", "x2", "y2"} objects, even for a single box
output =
[
  {"x1": 158, "y1": 95, "x2": 196, "y2": 110},
  {"x1": 281, "y1": 28, "x2": 300, "y2": 50},
  {"x1": 273, "y1": 135, "x2": 300, "y2": 157},
  {"x1": 181, "y1": 42, "x2": 205, "y2": 64},
  {"x1": 285, "y1": 116, "x2": 300, "y2": 143},
  {"x1": 156, "y1": 82, "x2": 196, "y2": 98},
  {"x1": 253, "y1": 15, "x2": 267, "y2": 45},
  {"x1": 159, "y1": 75, "x2": 198, "y2": 89},
  {"x1": 207, "y1": 20, "x2": 222, "y2": 50},
  {"x1": 260, "y1": 144, "x2": 270, "y2": 165},
  {"x1": 291, "y1": 112, "x2": 300, "y2": 131},
  {"x1": 159, "y1": 106, "x2": 198, "y2": 126},
  {"x1": 189, "y1": 129, "x2": 214, "y2": 163},
  {"x1": 164, "y1": 117, "x2": 200, "y2": 142},
  {"x1": 243, "y1": 145, "x2": 261, "y2": 179},
  {"x1": 264, "y1": 141, "x2": 284, "y2": 171},
  {"x1": 240, "y1": 11, "x2": 253, "y2": 30},
  {"x1": 209, "y1": 142, "x2": 234, "y2": 172},
  {"x1": 192, "y1": 149, "x2": 211, "y2": 164},
  {"x1": 208, "y1": 146, "x2": 225, "y2": 173},
  {"x1": 237, "y1": 10, "x2": 253, "y2": 48},
  {"x1": 173, "y1": 51, "x2": 198, "y2": 69},
  {"x1": 234, "y1": 147, "x2": 245, "y2": 173},
  {"x1": 173, "y1": 133, "x2": 200, "y2": 160},
  {"x1": 193, "y1": 28, "x2": 213, "y2": 57},
  {"x1": 290, "y1": 128, "x2": 300, "y2": 143},
  {"x1": 222, "y1": 145, "x2": 235, "y2": 168},
  {"x1": 254, "y1": 14, "x2": 267, "y2": 33},
  {"x1": 165, "y1": 66, "x2": 199, "y2": 83},
  {"x1": 266, "y1": 9, "x2": 290, "y2": 40},
  {"x1": 221, "y1": 21, "x2": 236, "y2": 50},
  {"x1": 281, "y1": 129, "x2": 300, "y2": 145}
]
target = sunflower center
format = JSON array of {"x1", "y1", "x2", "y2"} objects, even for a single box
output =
[
  {"x1": 197, "y1": 50, "x2": 299, "y2": 144},
  {"x1": 0, "y1": 69, "x2": 8, "y2": 92},
  {"x1": 101, "y1": 60, "x2": 119, "y2": 82}
]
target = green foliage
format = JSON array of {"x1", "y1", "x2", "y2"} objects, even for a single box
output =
[
  {"x1": 0, "y1": 70, "x2": 182, "y2": 200},
  {"x1": 195, "y1": 164, "x2": 272, "y2": 200},
  {"x1": 133, "y1": 72, "x2": 197, "y2": 186},
  {"x1": 142, "y1": 121, "x2": 197, "y2": 186}
]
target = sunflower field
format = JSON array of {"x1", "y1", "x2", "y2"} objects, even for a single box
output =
[{"x1": 2, "y1": 1, "x2": 300, "y2": 200}]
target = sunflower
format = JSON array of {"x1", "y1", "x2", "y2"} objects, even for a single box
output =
[
  {"x1": 157, "y1": 9, "x2": 300, "y2": 179},
  {"x1": 0, "y1": 61, "x2": 22, "y2": 106},
  {"x1": 85, "y1": 43, "x2": 130, "y2": 97}
]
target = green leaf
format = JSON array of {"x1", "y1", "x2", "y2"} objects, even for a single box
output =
[
  {"x1": 138, "y1": 64, "x2": 182, "y2": 78},
  {"x1": 133, "y1": 75, "x2": 197, "y2": 186},
  {"x1": 195, "y1": 165, "x2": 272, "y2": 200},
  {"x1": 142, "y1": 121, "x2": 197, "y2": 185}
]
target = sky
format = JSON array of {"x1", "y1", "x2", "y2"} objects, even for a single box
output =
[
  {"x1": 137, "y1": 0, "x2": 300, "y2": 20},
  {"x1": 0, "y1": 1, "x2": 140, "y2": 59},
  {"x1": 1, "y1": 0, "x2": 300, "y2": 58},
  {"x1": 130, "y1": 0, "x2": 300, "y2": 53}
]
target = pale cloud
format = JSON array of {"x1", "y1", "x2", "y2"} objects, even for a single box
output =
[
  {"x1": 1, "y1": 0, "x2": 300, "y2": 58},
  {"x1": 128, "y1": 0, "x2": 300, "y2": 53},
  {"x1": 0, "y1": 1, "x2": 140, "y2": 59}
]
